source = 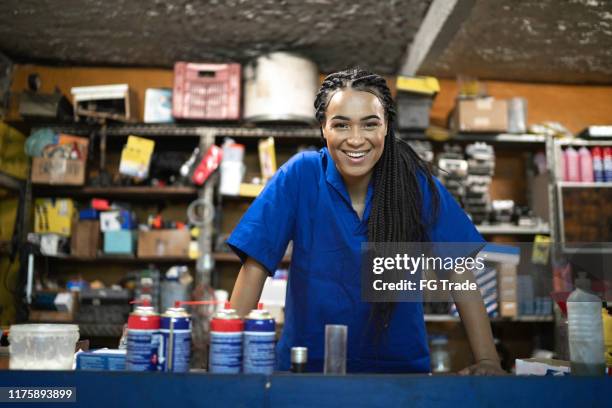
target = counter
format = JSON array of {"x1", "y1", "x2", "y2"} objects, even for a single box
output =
[{"x1": 0, "y1": 370, "x2": 609, "y2": 408}]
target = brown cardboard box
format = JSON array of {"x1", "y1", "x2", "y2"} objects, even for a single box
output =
[
  {"x1": 137, "y1": 229, "x2": 190, "y2": 258},
  {"x1": 454, "y1": 98, "x2": 508, "y2": 133},
  {"x1": 31, "y1": 157, "x2": 86, "y2": 185},
  {"x1": 71, "y1": 221, "x2": 100, "y2": 258}
]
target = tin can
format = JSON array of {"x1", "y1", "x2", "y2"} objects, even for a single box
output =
[
  {"x1": 243, "y1": 308, "x2": 276, "y2": 374},
  {"x1": 159, "y1": 307, "x2": 191, "y2": 372},
  {"x1": 209, "y1": 308, "x2": 243, "y2": 373},
  {"x1": 126, "y1": 305, "x2": 161, "y2": 371}
]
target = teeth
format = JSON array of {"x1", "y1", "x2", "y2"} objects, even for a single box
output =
[{"x1": 345, "y1": 151, "x2": 367, "y2": 158}]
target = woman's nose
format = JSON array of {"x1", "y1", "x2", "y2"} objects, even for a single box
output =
[{"x1": 346, "y1": 128, "x2": 365, "y2": 147}]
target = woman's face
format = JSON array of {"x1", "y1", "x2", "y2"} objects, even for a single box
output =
[{"x1": 321, "y1": 88, "x2": 387, "y2": 184}]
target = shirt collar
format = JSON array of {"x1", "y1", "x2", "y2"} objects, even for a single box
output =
[{"x1": 322, "y1": 147, "x2": 374, "y2": 223}]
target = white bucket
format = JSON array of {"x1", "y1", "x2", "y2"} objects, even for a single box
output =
[
  {"x1": 9, "y1": 324, "x2": 79, "y2": 370},
  {"x1": 244, "y1": 52, "x2": 319, "y2": 124}
]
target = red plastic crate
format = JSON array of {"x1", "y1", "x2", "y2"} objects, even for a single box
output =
[{"x1": 172, "y1": 62, "x2": 241, "y2": 120}]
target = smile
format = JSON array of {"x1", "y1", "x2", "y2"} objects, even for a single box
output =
[{"x1": 342, "y1": 150, "x2": 370, "y2": 159}]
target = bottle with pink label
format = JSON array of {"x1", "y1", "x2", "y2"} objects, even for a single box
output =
[
  {"x1": 564, "y1": 147, "x2": 580, "y2": 182},
  {"x1": 578, "y1": 147, "x2": 594, "y2": 182}
]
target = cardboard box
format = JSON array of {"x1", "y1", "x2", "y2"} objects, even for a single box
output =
[
  {"x1": 31, "y1": 157, "x2": 86, "y2": 185},
  {"x1": 515, "y1": 358, "x2": 570, "y2": 376},
  {"x1": 71, "y1": 221, "x2": 100, "y2": 258},
  {"x1": 34, "y1": 198, "x2": 75, "y2": 236},
  {"x1": 137, "y1": 229, "x2": 190, "y2": 258},
  {"x1": 498, "y1": 264, "x2": 517, "y2": 317},
  {"x1": 453, "y1": 98, "x2": 508, "y2": 133},
  {"x1": 104, "y1": 230, "x2": 135, "y2": 255}
]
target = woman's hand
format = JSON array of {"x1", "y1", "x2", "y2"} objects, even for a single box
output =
[{"x1": 458, "y1": 359, "x2": 507, "y2": 376}]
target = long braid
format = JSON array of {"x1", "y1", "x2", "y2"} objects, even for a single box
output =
[{"x1": 315, "y1": 68, "x2": 440, "y2": 331}]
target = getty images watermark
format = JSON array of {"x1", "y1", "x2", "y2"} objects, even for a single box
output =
[{"x1": 360, "y1": 242, "x2": 611, "y2": 303}]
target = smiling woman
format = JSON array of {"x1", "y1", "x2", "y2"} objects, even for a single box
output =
[{"x1": 227, "y1": 68, "x2": 504, "y2": 375}]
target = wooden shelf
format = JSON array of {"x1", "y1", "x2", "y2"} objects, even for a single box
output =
[{"x1": 33, "y1": 185, "x2": 199, "y2": 198}]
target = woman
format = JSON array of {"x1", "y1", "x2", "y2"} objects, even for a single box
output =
[{"x1": 228, "y1": 68, "x2": 504, "y2": 375}]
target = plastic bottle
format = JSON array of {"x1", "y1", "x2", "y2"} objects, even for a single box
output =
[
  {"x1": 567, "y1": 273, "x2": 606, "y2": 375},
  {"x1": 578, "y1": 147, "x2": 594, "y2": 182},
  {"x1": 592, "y1": 147, "x2": 604, "y2": 182},
  {"x1": 564, "y1": 147, "x2": 580, "y2": 182},
  {"x1": 603, "y1": 147, "x2": 612, "y2": 182},
  {"x1": 430, "y1": 335, "x2": 451, "y2": 373}
]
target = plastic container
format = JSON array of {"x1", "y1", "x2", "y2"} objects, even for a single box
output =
[
  {"x1": 567, "y1": 275, "x2": 605, "y2": 375},
  {"x1": 578, "y1": 147, "x2": 594, "y2": 182},
  {"x1": 564, "y1": 147, "x2": 580, "y2": 182},
  {"x1": 9, "y1": 324, "x2": 79, "y2": 370},
  {"x1": 429, "y1": 335, "x2": 451, "y2": 373},
  {"x1": 172, "y1": 62, "x2": 241, "y2": 120}
]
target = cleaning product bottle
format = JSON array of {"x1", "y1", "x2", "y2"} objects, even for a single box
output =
[
  {"x1": 603, "y1": 147, "x2": 612, "y2": 182},
  {"x1": 567, "y1": 273, "x2": 605, "y2": 375},
  {"x1": 564, "y1": 147, "x2": 580, "y2": 182},
  {"x1": 591, "y1": 147, "x2": 604, "y2": 182},
  {"x1": 578, "y1": 147, "x2": 594, "y2": 182}
]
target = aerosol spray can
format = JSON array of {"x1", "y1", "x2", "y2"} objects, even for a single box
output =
[
  {"x1": 209, "y1": 303, "x2": 243, "y2": 373},
  {"x1": 126, "y1": 303, "x2": 161, "y2": 371},
  {"x1": 243, "y1": 304, "x2": 276, "y2": 374},
  {"x1": 159, "y1": 306, "x2": 191, "y2": 372}
]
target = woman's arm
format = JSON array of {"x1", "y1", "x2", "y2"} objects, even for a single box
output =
[
  {"x1": 229, "y1": 257, "x2": 269, "y2": 317},
  {"x1": 451, "y1": 269, "x2": 506, "y2": 375}
]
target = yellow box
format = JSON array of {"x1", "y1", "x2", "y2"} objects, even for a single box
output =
[
  {"x1": 239, "y1": 183, "x2": 264, "y2": 198},
  {"x1": 34, "y1": 198, "x2": 75, "y2": 236}
]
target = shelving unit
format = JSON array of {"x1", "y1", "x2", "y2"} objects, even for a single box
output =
[
  {"x1": 424, "y1": 314, "x2": 554, "y2": 323},
  {"x1": 0, "y1": 170, "x2": 23, "y2": 191},
  {"x1": 400, "y1": 132, "x2": 547, "y2": 145},
  {"x1": 33, "y1": 185, "x2": 199, "y2": 198},
  {"x1": 43, "y1": 252, "x2": 291, "y2": 264},
  {"x1": 476, "y1": 223, "x2": 550, "y2": 235}
]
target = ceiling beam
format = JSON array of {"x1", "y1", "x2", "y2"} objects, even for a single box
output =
[{"x1": 399, "y1": 0, "x2": 476, "y2": 76}]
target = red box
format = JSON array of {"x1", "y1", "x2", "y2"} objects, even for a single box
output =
[{"x1": 172, "y1": 62, "x2": 241, "y2": 120}]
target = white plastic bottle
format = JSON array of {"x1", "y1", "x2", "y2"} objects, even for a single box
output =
[
  {"x1": 567, "y1": 273, "x2": 606, "y2": 375},
  {"x1": 578, "y1": 147, "x2": 594, "y2": 182},
  {"x1": 564, "y1": 147, "x2": 580, "y2": 182}
]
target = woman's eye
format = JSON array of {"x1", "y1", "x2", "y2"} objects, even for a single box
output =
[
  {"x1": 333, "y1": 123, "x2": 349, "y2": 129},
  {"x1": 363, "y1": 122, "x2": 379, "y2": 129}
]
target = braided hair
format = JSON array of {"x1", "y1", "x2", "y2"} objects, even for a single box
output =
[{"x1": 314, "y1": 68, "x2": 440, "y2": 331}]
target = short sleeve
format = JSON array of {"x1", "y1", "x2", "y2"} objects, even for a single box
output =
[
  {"x1": 421, "y1": 175, "x2": 486, "y2": 258},
  {"x1": 226, "y1": 154, "x2": 301, "y2": 275}
]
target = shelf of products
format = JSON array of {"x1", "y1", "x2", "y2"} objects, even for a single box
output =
[
  {"x1": 424, "y1": 314, "x2": 554, "y2": 323},
  {"x1": 43, "y1": 252, "x2": 291, "y2": 265},
  {"x1": 33, "y1": 123, "x2": 321, "y2": 139},
  {"x1": 33, "y1": 185, "x2": 199, "y2": 198},
  {"x1": 557, "y1": 181, "x2": 612, "y2": 188},
  {"x1": 475, "y1": 224, "x2": 550, "y2": 235},
  {"x1": 401, "y1": 132, "x2": 547, "y2": 144},
  {"x1": 554, "y1": 138, "x2": 612, "y2": 147}
]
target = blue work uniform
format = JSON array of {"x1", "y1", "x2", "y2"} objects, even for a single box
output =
[{"x1": 227, "y1": 147, "x2": 485, "y2": 373}]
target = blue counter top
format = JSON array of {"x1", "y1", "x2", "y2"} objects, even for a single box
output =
[{"x1": 0, "y1": 370, "x2": 609, "y2": 408}]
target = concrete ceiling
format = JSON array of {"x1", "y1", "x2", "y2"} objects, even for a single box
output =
[
  {"x1": 414, "y1": 0, "x2": 612, "y2": 84},
  {"x1": 1, "y1": 0, "x2": 612, "y2": 84},
  {"x1": 0, "y1": 0, "x2": 431, "y2": 75}
]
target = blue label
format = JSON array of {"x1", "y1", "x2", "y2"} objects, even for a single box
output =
[
  {"x1": 244, "y1": 318, "x2": 275, "y2": 332},
  {"x1": 159, "y1": 329, "x2": 191, "y2": 372},
  {"x1": 209, "y1": 332, "x2": 243, "y2": 374},
  {"x1": 126, "y1": 329, "x2": 161, "y2": 371},
  {"x1": 243, "y1": 332, "x2": 275, "y2": 374}
]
